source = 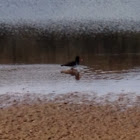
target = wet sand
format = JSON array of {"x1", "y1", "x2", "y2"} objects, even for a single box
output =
[
  {"x1": 0, "y1": 64, "x2": 140, "y2": 95},
  {"x1": 0, "y1": 94, "x2": 140, "y2": 140}
]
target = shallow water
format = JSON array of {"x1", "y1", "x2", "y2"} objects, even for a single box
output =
[{"x1": 0, "y1": 64, "x2": 139, "y2": 96}]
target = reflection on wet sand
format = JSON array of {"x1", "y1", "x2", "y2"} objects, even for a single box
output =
[{"x1": 61, "y1": 68, "x2": 80, "y2": 80}]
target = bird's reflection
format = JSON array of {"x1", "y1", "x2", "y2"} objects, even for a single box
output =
[{"x1": 61, "y1": 68, "x2": 81, "y2": 80}]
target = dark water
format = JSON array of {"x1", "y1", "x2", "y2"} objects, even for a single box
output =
[{"x1": 0, "y1": 32, "x2": 140, "y2": 71}]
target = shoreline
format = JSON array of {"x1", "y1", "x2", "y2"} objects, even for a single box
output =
[{"x1": 0, "y1": 92, "x2": 140, "y2": 109}]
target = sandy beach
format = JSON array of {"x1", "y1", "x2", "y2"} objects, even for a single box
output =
[
  {"x1": 0, "y1": 93, "x2": 140, "y2": 140},
  {"x1": 0, "y1": 0, "x2": 140, "y2": 139}
]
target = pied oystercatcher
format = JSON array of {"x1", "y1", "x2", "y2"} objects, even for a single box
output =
[{"x1": 61, "y1": 56, "x2": 82, "y2": 67}]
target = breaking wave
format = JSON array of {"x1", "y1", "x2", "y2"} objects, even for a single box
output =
[{"x1": 0, "y1": 0, "x2": 140, "y2": 34}]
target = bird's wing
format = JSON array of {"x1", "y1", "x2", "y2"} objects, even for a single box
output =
[{"x1": 61, "y1": 61, "x2": 75, "y2": 66}]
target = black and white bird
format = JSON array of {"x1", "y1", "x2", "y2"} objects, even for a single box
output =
[{"x1": 61, "y1": 56, "x2": 82, "y2": 67}]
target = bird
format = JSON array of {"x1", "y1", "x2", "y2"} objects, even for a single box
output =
[{"x1": 61, "y1": 56, "x2": 82, "y2": 67}]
